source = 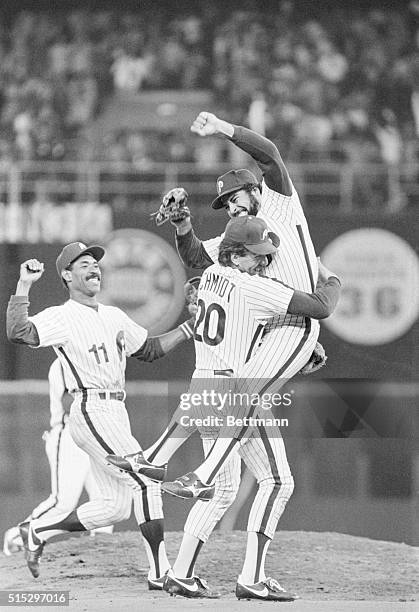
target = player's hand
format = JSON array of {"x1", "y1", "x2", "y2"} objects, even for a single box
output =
[
  {"x1": 317, "y1": 258, "x2": 340, "y2": 284},
  {"x1": 19, "y1": 259, "x2": 45, "y2": 284},
  {"x1": 190, "y1": 112, "x2": 220, "y2": 137}
]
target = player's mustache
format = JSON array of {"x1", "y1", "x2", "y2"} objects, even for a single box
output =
[
  {"x1": 86, "y1": 271, "x2": 101, "y2": 280},
  {"x1": 232, "y1": 207, "x2": 248, "y2": 217}
]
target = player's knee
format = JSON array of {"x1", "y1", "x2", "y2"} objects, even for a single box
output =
[
  {"x1": 102, "y1": 498, "x2": 131, "y2": 523},
  {"x1": 259, "y1": 473, "x2": 294, "y2": 501},
  {"x1": 281, "y1": 474, "x2": 295, "y2": 501},
  {"x1": 213, "y1": 481, "x2": 240, "y2": 509}
]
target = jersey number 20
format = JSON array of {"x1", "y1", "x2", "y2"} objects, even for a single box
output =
[{"x1": 194, "y1": 299, "x2": 226, "y2": 346}]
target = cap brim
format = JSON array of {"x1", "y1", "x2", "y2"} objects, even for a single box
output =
[
  {"x1": 211, "y1": 184, "x2": 258, "y2": 210},
  {"x1": 211, "y1": 187, "x2": 238, "y2": 210},
  {"x1": 245, "y1": 241, "x2": 278, "y2": 255},
  {"x1": 71, "y1": 245, "x2": 105, "y2": 265}
]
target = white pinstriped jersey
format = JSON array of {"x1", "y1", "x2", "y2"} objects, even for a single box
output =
[
  {"x1": 194, "y1": 263, "x2": 294, "y2": 371},
  {"x1": 48, "y1": 357, "x2": 66, "y2": 427},
  {"x1": 203, "y1": 180, "x2": 319, "y2": 333},
  {"x1": 29, "y1": 299, "x2": 147, "y2": 392}
]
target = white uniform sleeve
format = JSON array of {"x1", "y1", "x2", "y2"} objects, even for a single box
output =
[
  {"x1": 241, "y1": 275, "x2": 294, "y2": 318},
  {"x1": 203, "y1": 234, "x2": 223, "y2": 263},
  {"x1": 117, "y1": 309, "x2": 148, "y2": 356},
  {"x1": 29, "y1": 307, "x2": 70, "y2": 347},
  {"x1": 48, "y1": 358, "x2": 66, "y2": 428}
]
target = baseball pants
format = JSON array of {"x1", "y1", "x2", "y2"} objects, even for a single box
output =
[
  {"x1": 178, "y1": 320, "x2": 318, "y2": 540},
  {"x1": 68, "y1": 392, "x2": 162, "y2": 530},
  {"x1": 31, "y1": 421, "x2": 107, "y2": 522},
  {"x1": 170, "y1": 371, "x2": 294, "y2": 541}
]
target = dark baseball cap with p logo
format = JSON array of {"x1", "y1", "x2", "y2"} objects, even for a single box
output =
[
  {"x1": 56, "y1": 242, "x2": 105, "y2": 279},
  {"x1": 211, "y1": 168, "x2": 259, "y2": 210},
  {"x1": 223, "y1": 216, "x2": 280, "y2": 255}
]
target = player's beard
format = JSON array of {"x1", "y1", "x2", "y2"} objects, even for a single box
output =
[
  {"x1": 247, "y1": 192, "x2": 261, "y2": 216},
  {"x1": 229, "y1": 192, "x2": 261, "y2": 217}
]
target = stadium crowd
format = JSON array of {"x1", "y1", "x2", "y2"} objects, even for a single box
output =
[{"x1": 0, "y1": 1, "x2": 417, "y2": 169}]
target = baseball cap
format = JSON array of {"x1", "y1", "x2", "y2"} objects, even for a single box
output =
[
  {"x1": 211, "y1": 169, "x2": 259, "y2": 210},
  {"x1": 222, "y1": 216, "x2": 280, "y2": 255},
  {"x1": 56, "y1": 242, "x2": 105, "y2": 279}
]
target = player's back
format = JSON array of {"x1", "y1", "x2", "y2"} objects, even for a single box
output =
[{"x1": 194, "y1": 263, "x2": 293, "y2": 373}]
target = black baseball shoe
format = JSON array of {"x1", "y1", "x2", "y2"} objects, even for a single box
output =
[
  {"x1": 161, "y1": 472, "x2": 215, "y2": 501},
  {"x1": 106, "y1": 451, "x2": 166, "y2": 482},
  {"x1": 236, "y1": 577, "x2": 298, "y2": 601},
  {"x1": 147, "y1": 572, "x2": 167, "y2": 591},
  {"x1": 18, "y1": 522, "x2": 45, "y2": 579},
  {"x1": 163, "y1": 570, "x2": 220, "y2": 599}
]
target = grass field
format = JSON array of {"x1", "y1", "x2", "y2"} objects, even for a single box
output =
[{"x1": 1, "y1": 530, "x2": 418, "y2": 611}]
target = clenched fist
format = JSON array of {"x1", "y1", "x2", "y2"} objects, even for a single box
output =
[
  {"x1": 19, "y1": 259, "x2": 45, "y2": 284},
  {"x1": 190, "y1": 111, "x2": 234, "y2": 138}
]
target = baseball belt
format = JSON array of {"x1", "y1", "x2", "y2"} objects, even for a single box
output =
[{"x1": 72, "y1": 389, "x2": 126, "y2": 401}]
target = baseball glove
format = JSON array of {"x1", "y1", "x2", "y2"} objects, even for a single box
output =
[
  {"x1": 151, "y1": 187, "x2": 190, "y2": 226},
  {"x1": 299, "y1": 342, "x2": 327, "y2": 375},
  {"x1": 184, "y1": 276, "x2": 201, "y2": 316}
]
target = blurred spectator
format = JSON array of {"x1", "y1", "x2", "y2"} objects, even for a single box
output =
[
  {"x1": 111, "y1": 48, "x2": 153, "y2": 93},
  {"x1": 0, "y1": 0, "x2": 416, "y2": 178}
]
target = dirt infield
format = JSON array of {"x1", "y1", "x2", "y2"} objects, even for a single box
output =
[{"x1": 1, "y1": 531, "x2": 417, "y2": 611}]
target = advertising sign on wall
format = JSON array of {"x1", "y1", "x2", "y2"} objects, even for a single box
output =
[
  {"x1": 100, "y1": 228, "x2": 187, "y2": 334},
  {"x1": 321, "y1": 228, "x2": 419, "y2": 345}
]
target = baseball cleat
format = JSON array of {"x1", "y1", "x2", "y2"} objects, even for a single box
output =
[
  {"x1": 161, "y1": 472, "x2": 215, "y2": 501},
  {"x1": 236, "y1": 577, "x2": 298, "y2": 601},
  {"x1": 163, "y1": 569, "x2": 220, "y2": 598},
  {"x1": 3, "y1": 526, "x2": 24, "y2": 556},
  {"x1": 147, "y1": 573, "x2": 167, "y2": 591},
  {"x1": 105, "y1": 451, "x2": 166, "y2": 482},
  {"x1": 19, "y1": 522, "x2": 45, "y2": 579}
]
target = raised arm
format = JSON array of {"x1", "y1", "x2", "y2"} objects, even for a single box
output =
[
  {"x1": 6, "y1": 259, "x2": 44, "y2": 345},
  {"x1": 191, "y1": 111, "x2": 292, "y2": 195},
  {"x1": 175, "y1": 228, "x2": 214, "y2": 270}
]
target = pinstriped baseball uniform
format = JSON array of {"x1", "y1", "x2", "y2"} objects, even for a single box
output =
[
  {"x1": 29, "y1": 300, "x2": 143, "y2": 391},
  {"x1": 28, "y1": 359, "x2": 112, "y2": 534},
  {"x1": 204, "y1": 180, "x2": 319, "y2": 380},
  {"x1": 27, "y1": 299, "x2": 163, "y2": 533},
  {"x1": 195, "y1": 264, "x2": 294, "y2": 373},
  {"x1": 168, "y1": 260, "x2": 296, "y2": 542},
  {"x1": 177, "y1": 184, "x2": 318, "y2": 541}
]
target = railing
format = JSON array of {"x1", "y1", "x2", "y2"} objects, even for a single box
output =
[{"x1": 0, "y1": 160, "x2": 417, "y2": 212}]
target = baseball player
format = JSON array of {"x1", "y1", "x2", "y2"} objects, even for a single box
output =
[
  {"x1": 110, "y1": 110, "x2": 333, "y2": 599},
  {"x1": 160, "y1": 111, "x2": 326, "y2": 599},
  {"x1": 3, "y1": 358, "x2": 113, "y2": 557},
  {"x1": 6, "y1": 241, "x2": 194, "y2": 586},
  {"x1": 108, "y1": 216, "x2": 341, "y2": 600}
]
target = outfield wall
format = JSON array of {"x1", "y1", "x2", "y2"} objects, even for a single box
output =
[{"x1": 0, "y1": 210, "x2": 417, "y2": 381}]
